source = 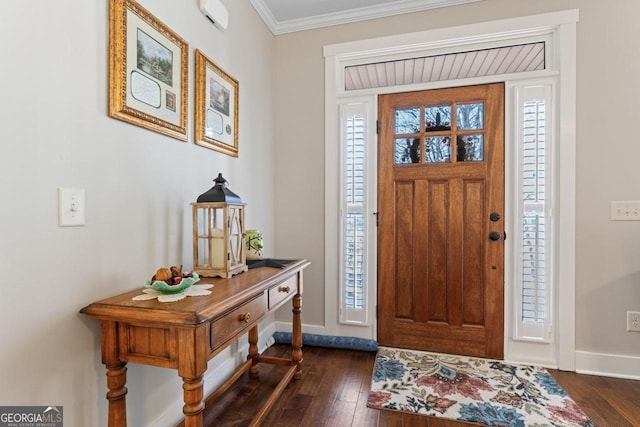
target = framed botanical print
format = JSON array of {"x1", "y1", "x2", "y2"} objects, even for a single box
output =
[
  {"x1": 109, "y1": 0, "x2": 188, "y2": 141},
  {"x1": 194, "y1": 49, "x2": 239, "y2": 157}
]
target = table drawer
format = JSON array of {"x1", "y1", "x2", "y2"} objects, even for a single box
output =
[
  {"x1": 268, "y1": 275, "x2": 297, "y2": 310},
  {"x1": 210, "y1": 293, "x2": 267, "y2": 350}
]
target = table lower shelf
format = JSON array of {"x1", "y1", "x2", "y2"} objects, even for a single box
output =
[{"x1": 177, "y1": 353, "x2": 300, "y2": 427}]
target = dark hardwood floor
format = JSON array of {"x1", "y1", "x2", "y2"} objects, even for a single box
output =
[{"x1": 201, "y1": 344, "x2": 640, "y2": 426}]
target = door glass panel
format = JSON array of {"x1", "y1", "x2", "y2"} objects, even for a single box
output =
[
  {"x1": 425, "y1": 136, "x2": 451, "y2": 163},
  {"x1": 395, "y1": 108, "x2": 420, "y2": 134},
  {"x1": 395, "y1": 138, "x2": 420, "y2": 164},
  {"x1": 457, "y1": 103, "x2": 484, "y2": 130},
  {"x1": 425, "y1": 105, "x2": 452, "y2": 131},
  {"x1": 456, "y1": 134, "x2": 484, "y2": 161}
]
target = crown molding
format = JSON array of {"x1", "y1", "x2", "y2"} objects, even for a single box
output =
[{"x1": 250, "y1": 0, "x2": 483, "y2": 35}]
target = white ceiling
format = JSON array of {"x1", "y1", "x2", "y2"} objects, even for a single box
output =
[{"x1": 249, "y1": 0, "x2": 483, "y2": 34}]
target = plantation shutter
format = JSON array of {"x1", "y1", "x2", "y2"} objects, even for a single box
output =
[
  {"x1": 514, "y1": 83, "x2": 554, "y2": 341},
  {"x1": 340, "y1": 102, "x2": 369, "y2": 324}
]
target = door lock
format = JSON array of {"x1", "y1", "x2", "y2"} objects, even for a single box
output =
[{"x1": 489, "y1": 231, "x2": 502, "y2": 241}]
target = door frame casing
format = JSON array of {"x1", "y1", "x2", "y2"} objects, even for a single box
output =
[{"x1": 323, "y1": 10, "x2": 578, "y2": 370}]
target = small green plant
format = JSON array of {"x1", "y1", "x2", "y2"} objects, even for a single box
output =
[{"x1": 246, "y1": 230, "x2": 263, "y2": 256}]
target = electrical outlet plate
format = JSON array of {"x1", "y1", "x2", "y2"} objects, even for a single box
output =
[
  {"x1": 627, "y1": 311, "x2": 640, "y2": 332},
  {"x1": 611, "y1": 201, "x2": 640, "y2": 220}
]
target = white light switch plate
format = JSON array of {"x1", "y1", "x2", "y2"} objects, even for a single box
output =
[{"x1": 58, "y1": 188, "x2": 86, "y2": 226}]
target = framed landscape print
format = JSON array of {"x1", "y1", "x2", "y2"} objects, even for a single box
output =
[
  {"x1": 194, "y1": 49, "x2": 239, "y2": 157},
  {"x1": 109, "y1": 0, "x2": 188, "y2": 141}
]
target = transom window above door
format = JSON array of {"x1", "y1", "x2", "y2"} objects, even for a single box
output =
[
  {"x1": 345, "y1": 42, "x2": 545, "y2": 91},
  {"x1": 394, "y1": 102, "x2": 485, "y2": 164}
]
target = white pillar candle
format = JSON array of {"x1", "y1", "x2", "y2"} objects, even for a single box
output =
[{"x1": 210, "y1": 228, "x2": 225, "y2": 269}]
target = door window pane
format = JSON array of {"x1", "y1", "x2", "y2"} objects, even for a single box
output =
[
  {"x1": 456, "y1": 134, "x2": 484, "y2": 161},
  {"x1": 457, "y1": 103, "x2": 484, "y2": 130},
  {"x1": 395, "y1": 138, "x2": 420, "y2": 164},
  {"x1": 395, "y1": 108, "x2": 420, "y2": 134},
  {"x1": 425, "y1": 136, "x2": 451, "y2": 163},
  {"x1": 425, "y1": 105, "x2": 452, "y2": 131}
]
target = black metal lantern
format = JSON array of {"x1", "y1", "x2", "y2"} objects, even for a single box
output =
[{"x1": 192, "y1": 173, "x2": 247, "y2": 278}]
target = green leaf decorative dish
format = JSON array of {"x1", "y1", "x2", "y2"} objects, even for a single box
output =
[{"x1": 144, "y1": 273, "x2": 200, "y2": 294}]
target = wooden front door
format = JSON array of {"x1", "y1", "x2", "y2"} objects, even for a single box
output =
[{"x1": 377, "y1": 83, "x2": 505, "y2": 359}]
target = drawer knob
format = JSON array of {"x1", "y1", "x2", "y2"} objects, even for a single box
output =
[
  {"x1": 278, "y1": 286, "x2": 290, "y2": 293},
  {"x1": 240, "y1": 312, "x2": 252, "y2": 323}
]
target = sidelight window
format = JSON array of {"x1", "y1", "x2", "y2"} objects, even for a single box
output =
[
  {"x1": 513, "y1": 82, "x2": 554, "y2": 342},
  {"x1": 339, "y1": 102, "x2": 371, "y2": 324}
]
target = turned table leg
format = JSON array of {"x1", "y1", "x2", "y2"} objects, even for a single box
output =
[
  {"x1": 182, "y1": 375, "x2": 204, "y2": 427},
  {"x1": 105, "y1": 362, "x2": 128, "y2": 427},
  {"x1": 292, "y1": 293, "x2": 303, "y2": 379},
  {"x1": 248, "y1": 325, "x2": 259, "y2": 377},
  {"x1": 100, "y1": 321, "x2": 128, "y2": 427}
]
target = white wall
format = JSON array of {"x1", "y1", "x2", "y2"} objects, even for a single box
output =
[
  {"x1": 0, "y1": 0, "x2": 274, "y2": 425},
  {"x1": 273, "y1": 0, "x2": 640, "y2": 375}
]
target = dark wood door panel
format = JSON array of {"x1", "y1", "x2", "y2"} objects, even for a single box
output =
[{"x1": 391, "y1": 320, "x2": 488, "y2": 358}]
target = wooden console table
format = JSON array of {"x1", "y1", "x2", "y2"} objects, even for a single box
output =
[{"x1": 80, "y1": 259, "x2": 309, "y2": 427}]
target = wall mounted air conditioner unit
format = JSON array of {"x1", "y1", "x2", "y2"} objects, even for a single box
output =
[{"x1": 199, "y1": 0, "x2": 228, "y2": 31}]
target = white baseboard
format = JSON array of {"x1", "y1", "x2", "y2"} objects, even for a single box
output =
[
  {"x1": 575, "y1": 350, "x2": 640, "y2": 380},
  {"x1": 275, "y1": 321, "x2": 326, "y2": 335}
]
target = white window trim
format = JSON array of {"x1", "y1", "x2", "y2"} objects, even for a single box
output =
[{"x1": 324, "y1": 10, "x2": 577, "y2": 370}]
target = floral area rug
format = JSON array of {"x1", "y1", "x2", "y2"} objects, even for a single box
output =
[{"x1": 367, "y1": 347, "x2": 595, "y2": 427}]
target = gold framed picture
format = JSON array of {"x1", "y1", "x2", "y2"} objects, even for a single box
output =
[
  {"x1": 194, "y1": 49, "x2": 239, "y2": 157},
  {"x1": 109, "y1": 0, "x2": 188, "y2": 141}
]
